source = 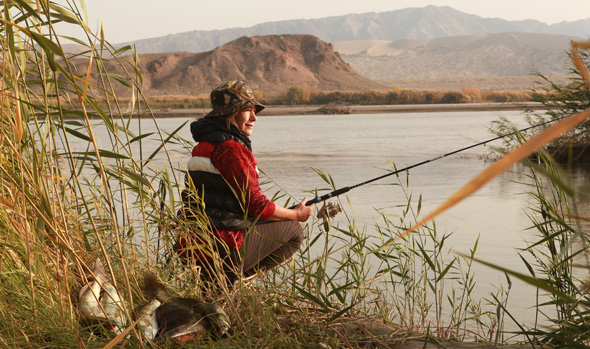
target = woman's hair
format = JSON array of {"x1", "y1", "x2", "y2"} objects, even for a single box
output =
[{"x1": 223, "y1": 111, "x2": 239, "y2": 130}]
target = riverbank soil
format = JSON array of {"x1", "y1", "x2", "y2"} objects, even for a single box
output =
[
  {"x1": 545, "y1": 144, "x2": 590, "y2": 163},
  {"x1": 300, "y1": 318, "x2": 532, "y2": 348},
  {"x1": 151, "y1": 102, "x2": 546, "y2": 118}
]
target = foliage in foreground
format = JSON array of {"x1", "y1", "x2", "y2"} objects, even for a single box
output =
[{"x1": 521, "y1": 153, "x2": 590, "y2": 346}]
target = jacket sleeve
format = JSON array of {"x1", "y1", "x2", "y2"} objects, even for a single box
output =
[{"x1": 210, "y1": 140, "x2": 276, "y2": 220}]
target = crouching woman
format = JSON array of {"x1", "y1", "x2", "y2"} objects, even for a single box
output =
[{"x1": 176, "y1": 81, "x2": 315, "y2": 286}]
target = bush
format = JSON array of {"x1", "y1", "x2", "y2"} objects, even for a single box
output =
[
  {"x1": 440, "y1": 91, "x2": 469, "y2": 103},
  {"x1": 491, "y1": 43, "x2": 590, "y2": 162}
]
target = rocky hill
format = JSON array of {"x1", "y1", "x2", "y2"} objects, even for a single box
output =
[
  {"x1": 124, "y1": 6, "x2": 590, "y2": 54},
  {"x1": 87, "y1": 35, "x2": 385, "y2": 97}
]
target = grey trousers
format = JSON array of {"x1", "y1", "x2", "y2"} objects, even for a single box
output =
[
  {"x1": 199, "y1": 220, "x2": 304, "y2": 281},
  {"x1": 237, "y1": 220, "x2": 304, "y2": 276}
]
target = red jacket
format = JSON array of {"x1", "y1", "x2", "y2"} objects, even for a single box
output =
[{"x1": 177, "y1": 139, "x2": 276, "y2": 256}]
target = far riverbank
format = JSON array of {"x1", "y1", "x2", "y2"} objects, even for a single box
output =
[{"x1": 151, "y1": 102, "x2": 546, "y2": 118}]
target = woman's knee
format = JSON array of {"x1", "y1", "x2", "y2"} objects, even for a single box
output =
[{"x1": 289, "y1": 222, "x2": 304, "y2": 248}]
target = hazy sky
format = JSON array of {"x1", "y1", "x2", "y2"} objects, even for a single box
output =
[{"x1": 60, "y1": 0, "x2": 590, "y2": 43}]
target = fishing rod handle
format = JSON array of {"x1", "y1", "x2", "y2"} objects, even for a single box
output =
[{"x1": 306, "y1": 187, "x2": 350, "y2": 206}]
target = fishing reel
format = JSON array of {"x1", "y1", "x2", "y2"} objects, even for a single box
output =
[{"x1": 317, "y1": 201, "x2": 342, "y2": 232}]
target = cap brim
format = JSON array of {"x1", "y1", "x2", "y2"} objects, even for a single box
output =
[{"x1": 254, "y1": 103, "x2": 265, "y2": 114}]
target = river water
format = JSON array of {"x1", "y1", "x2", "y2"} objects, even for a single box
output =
[
  {"x1": 247, "y1": 110, "x2": 590, "y2": 335},
  {"x1": 86, "y1": 109, "x2": 589, "y2": 333}
]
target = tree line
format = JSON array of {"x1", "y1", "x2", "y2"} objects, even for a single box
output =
[
  {"x1": 272, "y1": 85, "x2": 534, "y2": 105},
  {"x1": 138, "y1": 86, "x2": 536, "y2": 109}
]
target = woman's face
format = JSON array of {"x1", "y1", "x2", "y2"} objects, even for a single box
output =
[{"x1": 231, "y1": 106, "x2": 257, "y2": 136}]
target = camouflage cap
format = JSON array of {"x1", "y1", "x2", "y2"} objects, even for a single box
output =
[{"x1": 205, "y1": 80, "x2": 265, "y2": 117}]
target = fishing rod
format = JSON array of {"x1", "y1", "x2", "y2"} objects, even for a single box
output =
[{"x1": 303, "y1": 117, "x2": 559, "y2": 207}]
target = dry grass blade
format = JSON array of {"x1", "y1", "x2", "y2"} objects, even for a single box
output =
[
  {"x1": 560, "y1": 211, "x2": 590, "y2": 222},
  {"x1": 572, "y1": 41, "x2": 590, "y2": 89},
  {"x1": 397, "y1": 108, "x2": 590, "y2": 241},
  {"x1": 103, "y1": 317, "x2": 143, "y2": 349}
]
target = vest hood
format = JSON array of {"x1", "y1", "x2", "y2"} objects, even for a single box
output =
[{"x1": 190, "y1": 116, "x2": 252, "y2": 151}]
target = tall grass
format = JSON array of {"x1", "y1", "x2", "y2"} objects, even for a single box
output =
[
  {"x1": 0, "y1": 1, "x2": 185, "y2": 346},
  {"x1": 467, "y1": 139, "x2": 590, "y2": 346},
  {"x1": 522, "y1": 155, "x2": 590, "y2": 346}
]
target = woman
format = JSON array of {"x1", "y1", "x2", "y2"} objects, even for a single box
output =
[{"x1": 176, "y1": 80, "x2": 315, "y2": 285}]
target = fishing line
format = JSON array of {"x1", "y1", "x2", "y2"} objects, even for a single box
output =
[{"x1": 303, "y1": 117, "x2": 561, "y2": 206}]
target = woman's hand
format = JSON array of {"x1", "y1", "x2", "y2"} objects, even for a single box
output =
[
  {"x1": 293, "y1": 197, "x2": 316, "y2": 222},
  {"x1": 266, "y1": 197, "x2": 316, "y2": 222}
]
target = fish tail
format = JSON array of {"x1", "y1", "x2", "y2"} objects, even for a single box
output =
[
  {"x1": 92, "y1": 258, "x2": 110, "y2": 283},
  {"x1": 142, "y1": 271, "x2": 172, "y2": 303}
]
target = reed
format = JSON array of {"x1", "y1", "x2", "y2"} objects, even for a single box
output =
[
  {"x1": 521, "y1": 154, "x2": 590, "y2": 346},
  {"x1": 244, "y1": 167, "x2": 507, "y2": 345}
]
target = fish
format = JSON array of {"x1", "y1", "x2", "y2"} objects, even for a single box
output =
[
  {"x1": 317, "y1": 201, "x2": 343, "y2": 232},
  {"x1": 135, "y1": 298, "x2": 161, "y2": 341},
  {"x1": 174, "y1": 299, "x2": 230, "y2": 338},
  {"x1": 140, "y1": 271, "x2": 230, "y2": 342},
  {"x1": 78, "y1": 258, "x2": 126, "y2": 333},
  {"x1": 154, "y1": 301, "x2": 209, "y2": 343}
]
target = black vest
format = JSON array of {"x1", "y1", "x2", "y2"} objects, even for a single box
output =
[{"x1": 179, "y1": 117, "x2": 255, "y2": 230}]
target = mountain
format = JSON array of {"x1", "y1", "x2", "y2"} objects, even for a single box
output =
[
  {"x1": 335, "y1": 32, "x2": 578, "y2": 79},
  {"x1": 86, "y1": 35, "x2": 385, "y2": 97},
  {"x1": 124, "y1": 6, "x2": 590, "y2": 54}
]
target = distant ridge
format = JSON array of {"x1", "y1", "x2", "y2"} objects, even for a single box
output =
[
  {"x1": 124, "y1": 6, "x2": 590, "y2": 54},
  {"x1": 67, "y1": 7, "x2": 589, "y2": 96},
  {"x1": 86, "y1": 35, "x2": 385, "y2": 97},
  {"x1": 335, "y1": 32, "x2": 578, "y2": 79}
]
